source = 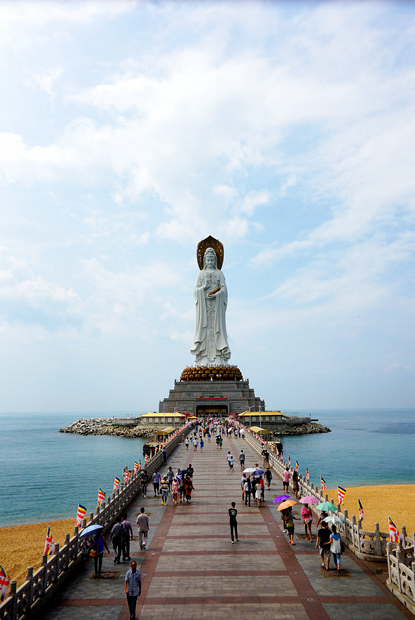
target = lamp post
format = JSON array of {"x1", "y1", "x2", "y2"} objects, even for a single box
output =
[
  {"x1": 259, "y1": 405, "x2": 262, "y2": 435},
  {"x1": 248, "y1": 406, "x2": 252, "y2": 429}
]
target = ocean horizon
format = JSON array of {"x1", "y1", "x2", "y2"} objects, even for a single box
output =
[{"x1": 1, "y1": 408, "x2": 414, "y2": 527}]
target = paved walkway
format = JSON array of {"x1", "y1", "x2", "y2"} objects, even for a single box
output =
[{"x1": 44, "y1": 434, "x2": 412, "y2": 620}]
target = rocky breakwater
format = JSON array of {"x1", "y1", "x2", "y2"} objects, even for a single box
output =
[
  {"x1": 276, "y1": 422, "x2": 331, "y2": 436},
  {"x1": 59, "y1": 417, "x2": 157, "y2": 438}
]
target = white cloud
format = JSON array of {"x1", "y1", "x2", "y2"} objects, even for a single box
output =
[
  {"x1": 29, "y1": 68, "x2": 63, "y2": 101},
  {"x1": 0, "y1": 1, "x2": 414, "y2": 409}
]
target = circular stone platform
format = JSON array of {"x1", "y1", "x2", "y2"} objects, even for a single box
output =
[{"x1": 180, "y1": 366, "x2": 243, "y2": 382}]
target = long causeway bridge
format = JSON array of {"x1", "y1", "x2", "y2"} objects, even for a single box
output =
[{"x1": 26, "y1": 433, "x2": 415, "y2": 619}]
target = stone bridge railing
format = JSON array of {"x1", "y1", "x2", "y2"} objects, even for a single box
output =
[
  {"x1": 238, "y1": 422, "x2": 415, "y2": 615},
  {"x1": 0, "y1": 423, "x2": 191, "y2": 620}
]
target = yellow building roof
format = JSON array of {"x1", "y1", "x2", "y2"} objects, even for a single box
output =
[
  {"x1": 141, "y1": 412, "x2": 185, "y2": 418},
  {"x1": 249, "y1": 426, "x2": 269, "y2": 434},
  {"x1": 239, "y1": 411, "x2": 284, "y2": 417}
]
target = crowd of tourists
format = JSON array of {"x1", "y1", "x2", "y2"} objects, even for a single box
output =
[{"x1": 81, "y1": 414, "x2": 345, "y2": 620}]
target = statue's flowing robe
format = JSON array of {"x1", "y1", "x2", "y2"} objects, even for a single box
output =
[{"x1": 190, "y1": 268, "x2": 230, "y2": 364}]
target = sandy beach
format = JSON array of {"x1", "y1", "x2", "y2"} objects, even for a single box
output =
[
  {"x1": 0, "y1": 519, "x2": 77, "y2": 588},
  {"x1": 1, "y1": 483, "x2": 414, "y2": 592},
  {"x1": 326, "y1": 484, "x2": 415, "y2": 535}
]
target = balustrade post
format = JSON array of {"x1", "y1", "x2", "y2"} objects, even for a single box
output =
[
  {"x1": 352, "y1": 515, "x2": 356, "y2": 547},
  {"x1": 325, "y1": 493, "x2": 328, "y2": 502},
  {"x1": 25, "y1": 566, "x2": 34, "y2": 609},
  {"x1": 64, "y1": 533, "x2": 70, "y2": 569},
  {"x1": 82, "y1": 517, "x2": 87, "y2": 529},
  {"x1": 41, "y1": 554, "x2": 48, "y2": 595},
  {"x1": 73, "y1": 526, "x2": 79, "y2": 557},
  {"x1": 396, "y1": 544, "x2": 403, "y2": 592},
  {"x1": 387, "y1": 542, "x2": 392, "y2": 581},
  {"x1": 343, "y1": 509, "x2": 348, "y2": 539},
  {"x1": 8, "y1": 580, "x2": 17, "y2": 620},
  {"x1": 330, "y1": 498, "x2": 334, "y2": 507},
  {"x1": 412, "y1": 563, "x2": 415, "y2": 602},
  {"x1": 374, "y1": 523, "x2": 382, "y2": 556},
  {"x1": 89, "y1": 511, "x2": 94, "y2": 524},
  {"x1": 53, "y1": 543, "x2": 60, "y2": 583},
  {"x1": 401, "y1": 525, "x2": 407, "y2": 546}
]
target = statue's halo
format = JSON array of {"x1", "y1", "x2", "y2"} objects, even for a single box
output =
[{"x1": 197, "y1": 235, "x2": 224, "y2": 270}]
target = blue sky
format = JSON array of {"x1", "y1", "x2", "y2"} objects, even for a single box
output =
[{"x1": 0, "y1": 0, "x2": 414, "y2": 412}]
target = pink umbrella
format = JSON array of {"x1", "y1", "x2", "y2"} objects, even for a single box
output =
[{"x1": 299, "y1": 496, "x2": 319, "y2": 504}]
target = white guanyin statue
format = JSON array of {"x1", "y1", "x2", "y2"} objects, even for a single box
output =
[{"x1": 190, "y1": 238, "x2": 231, "y2": 366}]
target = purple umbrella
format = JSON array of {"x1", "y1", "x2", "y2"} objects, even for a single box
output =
[{"x1": 273, "y1": 494, "x2": 291, "y2": 504}]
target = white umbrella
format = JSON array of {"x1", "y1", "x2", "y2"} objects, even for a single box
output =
[
  {"x1": 323, "y1": 515, "x2": 345, "y2": 525},
  {"x1": 243, "y1": 468, "x2": 256, "y2": 474}
]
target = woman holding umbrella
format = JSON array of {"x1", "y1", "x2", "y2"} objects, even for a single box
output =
[
  {"x1": 91, "y1": 529, "x2": 110, "y2": 578},
  {"x1": 300, "y1": 503, "x2": 313, "y2": 541}
]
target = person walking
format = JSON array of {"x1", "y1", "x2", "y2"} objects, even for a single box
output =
[
  {"x1": 91, "y1": 531, "x2": 109, "y2": 578},
  {"x1": 193, "y1": 438, "x2": 198, "y2": 451},
  {"x1": 316, "y1": 520, "x2": 331, "y2": 570},
  {"x1": 136, "y1": 507, "x2": 150, "y2": 550},
  {"x1": 219, "y1": 435, "x2": 223, "y2": 449},
  {"x1": 167, "y1": 466, "x2": 174, "y2": 490},
  {"x1": 152, "y1": 469, "x2": 161, "y2": 497},
  {"x1": 255, "y1": 479, "x2": 262, "y2": 507},
  {"x1": 301, "y1": 503, "x2": 313, "y2": 540},
  {"x1": 160, "y1": 476, "x2": 170, "y2": 505},
  {"x1": 162, "y1": 448, "x2": 167, "y2": 465},
  {"x1": 241, "y1": 473, "x2": 247, "y2": 501},
  {"x1": 292, "y1": 470, "x2": 299, "y2": 499},
  {"x1": 122, "y1": 513, "x2": 133, "y2": 561},
  {"x1": 185, "y1": 437, "x2": 189, "y2": 450},
  {"x1": 179, "y1": 474, "x2": 186, "y2": 503},
  {"x1": 172, "y1": 477, "x2": 179, "y2": 504},
  {"x1": 285, "y1": 508, "x2": 299, "y2": 545},
  {"x1": 184, "y1": 476, "x2": 195, "y2": 503},
  {"x1": 265, "y1": 467, "x2": 272, "y2": 490},
  {"x1": 124, "y1": 560, "x2": 141, "y2": 620},
  {"x1": 244, "y1": 476, "x2": 251, "y2": 506},
  {"x1": 330, "y1": 525, "x2": 342, "y2": 572},
  {"x1": 282, "y1": 467, "x2": 290, "y2": 493},
  {"x1": 200, "y1": 438, "x2": 204, "y2": 452},
  {"x1": 140, "y1": 470, "x2": 148, "y2": 498},
  {"x1": 110, "y1": 517, "x2": 124, "y2": 564},
  {"x1": 229, "y1": 501, "x2": 239, "y2": 543},
  {"x1": 239, "y1": 449, "x2": 245, "y2": 470}
]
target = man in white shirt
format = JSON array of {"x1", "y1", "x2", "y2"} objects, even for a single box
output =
[
  {"x1": 124, "y1": 561, "x2": 141, "y2": 620},
  {"x1": 136, "y1": 507, "x2": 150, "y2": 550}
]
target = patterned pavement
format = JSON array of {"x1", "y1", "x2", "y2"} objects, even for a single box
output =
[{"x1": 43, "y1": 432, "x2": 412, "y2": 620}]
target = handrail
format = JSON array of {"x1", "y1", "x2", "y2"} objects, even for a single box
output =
[
  {"x1": 237, "y1": 422, "x2": 415, "y2": 616},
  {"x1": 0, "y1": 423, "x2": 191, "y2": 620}
]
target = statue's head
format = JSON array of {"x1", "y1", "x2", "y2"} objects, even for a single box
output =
[{"x1": 203, "y1": 247, "x2": 217, "y2": 269}]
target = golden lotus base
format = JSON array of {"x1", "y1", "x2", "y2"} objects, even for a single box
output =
[{"x1": 180, "y1": 365, "x2": 243, "y2": 382}]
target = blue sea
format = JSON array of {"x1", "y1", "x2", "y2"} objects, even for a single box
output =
[{"x1": 1, "y1": 409, "x2": 414, "y2": 527}]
